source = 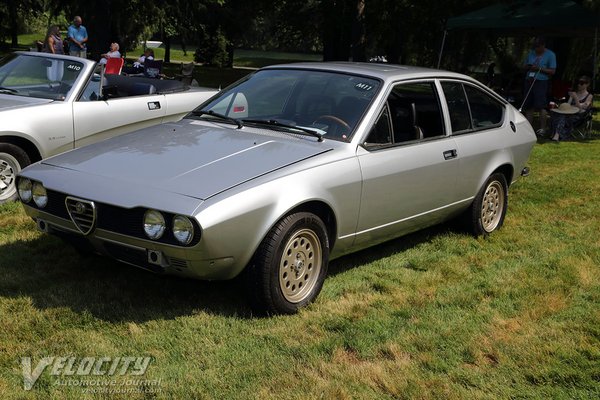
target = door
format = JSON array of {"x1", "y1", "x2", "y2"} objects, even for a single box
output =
[
  {"x1": 355, "y1": 81, "x2": 460, "y2": 246},
  {"x1": 440, "y1": 81, "x2": 509, "y2": 199},
  {"x1": 72, "y1": 72, "x2": 166, "y2": 148}
]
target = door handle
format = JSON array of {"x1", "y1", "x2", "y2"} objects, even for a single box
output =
[
  {"x1": 148, "y1": 101, "x2": 161, "y2": 110},
  {"x1": 443, "y1": 149, "x2": 457, "y2": 160}
]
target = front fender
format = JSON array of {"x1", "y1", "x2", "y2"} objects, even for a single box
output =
[{"x1": 193, "y1": 156, "x2": 362, "y2": 278}]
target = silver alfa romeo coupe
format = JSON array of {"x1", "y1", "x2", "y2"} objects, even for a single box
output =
[
  {"x1": 0, "y1": 52, "x2": 217, "y2": 203},
  {"x1": 18, "y1": 62, "x2": 536, "y2": 314}
]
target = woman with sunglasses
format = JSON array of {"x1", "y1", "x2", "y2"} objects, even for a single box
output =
[{"x1": 550, "y1": 76, "x2": 593, "y2": 141}]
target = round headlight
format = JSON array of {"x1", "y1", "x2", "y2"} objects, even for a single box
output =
[
  {"x1": 143, "y1": 210, "x2": 166, "y2": 240},
  {"x1": 18, "y1": 178, "x2": 32, "y2": 203},
  {"x1": 32, "y1": 182, "x2": 48, "y2": 208},
  {"x1": 173, "y1": 215, "x2": 194, "y2": 245}
]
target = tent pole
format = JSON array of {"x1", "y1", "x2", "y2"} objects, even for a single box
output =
[{"x1": 437, "y1": 30, "x2": 448, "y2": 69}]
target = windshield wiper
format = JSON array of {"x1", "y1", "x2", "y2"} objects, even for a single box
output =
[
  {"x1": 0, "y1": 86, "x2": 18, "y2": 94},
  {"x1": 191, "y1": 109, "x2": 243, "y2": 129},
  {"x1": 242, "y1": 119, "x2": 324, "y2": 142}
]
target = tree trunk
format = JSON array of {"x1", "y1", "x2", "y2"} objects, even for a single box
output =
[
  {"x1": 322, "y1": 0, "x2": 353, "y2": 61},
  {"x1": 351, "y1": 0, "x2": 366, "y2": 62},
  {"x1": 9, "y1": 1, "x2": 18, "y2": 47},
  {"x1": 165, "y1": 36, "x2": 171, "y2": 63}
]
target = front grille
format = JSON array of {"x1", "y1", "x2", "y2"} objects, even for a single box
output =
[
  {"x1": 34, "y1": 189, "x2": 201, "y2": 247},
  {"x1": 96, "y1": 204, "x2": 146, "y2": 238},
  {"x1": 45, "y1": 190, "x2": 69, "y2": 219},
  {"x1": 65, "y1": 197, "x2": 96, "y2": 235},
  {"x1": 168, "y1": 257, "x2": 189, "y2": 269}
]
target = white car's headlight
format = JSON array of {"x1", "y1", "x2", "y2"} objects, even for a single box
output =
[
  {"x1": 32, "y1": 182, "x2": 48, "y2": 208},
  {"x1": 172, "y1": 215, "x2": 194, "y2": 245},
  {"x1": 18, "y1": 178, "x2": 32, "y2": 203},
  {"x1": 143, "y1": 210, "x2": 166, "y2": 240}
]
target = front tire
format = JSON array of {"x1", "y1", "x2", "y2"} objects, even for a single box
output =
[
  {"x1": 0, "y1": 144, "x2": 31, "y2": 204},
  {"x1": 245, "y1": 212, "x2": 329, "y2": 315},
  {"x1": 467, "y1": 173, "x2": 508, "y2": 236}
]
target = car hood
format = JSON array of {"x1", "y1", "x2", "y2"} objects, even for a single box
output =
[
  {"x1": 42, "y1": 120, "x2": 334, "y2": 200},
  {"x1": 0, "y1": 94, "x2": 53, "y2": 111}
]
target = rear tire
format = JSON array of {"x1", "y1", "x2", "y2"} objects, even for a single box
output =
[
  {"x1": 0, "y1": 143, "x2": 31, "y2": 204},
  {"x1": 466, "y1": 173, "x2": 508, "y2": 236},
  {"x1": 245, "y1": 212, "x2": 329, "y2": 315}
]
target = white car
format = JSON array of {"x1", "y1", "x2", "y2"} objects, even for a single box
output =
[{"x1": 0, "y1": 51, "x2": 217, "y2": 203}]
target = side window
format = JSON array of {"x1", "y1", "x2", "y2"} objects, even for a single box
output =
[
  {"x1": 442, "y1": 81, "x2": 505, "y2": 134},
  {"x1": 441, "y1": 82, "x2": 471, "y2": 133},
  {"x1": 365, "y1": 105, "x2": 392, "y2": 146},
  {"x1": 79, "y1": 65, "x2": 103, "y2": 102},
  {"x1": 463, "y1": 85, "x2": 504, "y2": 128},
  {"x1": 387, "y1": 82, "x2": 445, "y2": 143}
]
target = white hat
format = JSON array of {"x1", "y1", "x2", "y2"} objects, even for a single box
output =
[{"x1": 551, "y1": 103, "x2": 579, "y2": 115}]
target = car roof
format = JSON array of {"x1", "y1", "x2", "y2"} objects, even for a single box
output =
[{"x1": 262, "y1": 61, "x2": 473, "y2": 82}]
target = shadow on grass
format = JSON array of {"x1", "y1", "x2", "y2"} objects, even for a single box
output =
[
  {"x1": 0, "y1": 222, "x2": 457, "y2": 322},
  {"x1": 328, "y1": 223, "x2": 456, "y2": 277},
  {"x1": 0, "y1": 236, "x2": 251, "y2": 322}
]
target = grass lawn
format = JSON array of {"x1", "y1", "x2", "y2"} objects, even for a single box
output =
[{"x1": 0, "y1": 131, "x2": 599, "y2": 398}]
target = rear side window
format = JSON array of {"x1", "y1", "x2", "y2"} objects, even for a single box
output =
[
  {"x1": 464, "y1": 85, "x2": 504, "y2": 128},
  {"x1": 442, "y1": 81, "x2": 505, "y2": 134},
  {"x1": 441, "y1": 82, "x2": 471, "y2": 133}
]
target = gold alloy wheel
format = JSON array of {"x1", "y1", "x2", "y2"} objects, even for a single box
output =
[
  {"x1": 279, "y1": 228, "x2": 322, "y2": 303},
  {"x1": 480, "y1": 180, "x2": 505, "y2": 232}
]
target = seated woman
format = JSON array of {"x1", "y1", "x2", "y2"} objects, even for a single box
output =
[
  {"x1": 98, "y1": 42, "x2": 121, "y2": 65},
  {"x1": 550, "y1": 75, "x2": 593, "y2": 141},
  {"x1": 123, "y1": 49, "x2": 155, "y2": 75}
]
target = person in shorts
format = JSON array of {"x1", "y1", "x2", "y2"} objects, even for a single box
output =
[{"x1": 522, "y1": 37, "x2": 556, "y2": 135}]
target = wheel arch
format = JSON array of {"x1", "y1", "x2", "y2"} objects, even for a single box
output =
[
  {"x1": 283, "y1": 200, "x2": 338, "y2": 250},
  {"x1": 0, "y1": 134, "x2": 43, "y2": 163},
  {"x1": 491, "y1": 163, "x2": 514, "y2": 187}
]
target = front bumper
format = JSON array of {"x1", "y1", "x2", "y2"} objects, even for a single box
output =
[{"x1": 23, "y1": 204, "x2": 237, "y2": 280}]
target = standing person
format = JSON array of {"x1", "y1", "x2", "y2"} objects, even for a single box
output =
[
  {"x1": 67, "y1": 16, "x2": 88, "y2": 58},
  {"x1": 43, "y1": 25, "x2": 63, "y2": 54},
  {"x1": 522, "y1": 37, "x2": 556, "y2": 135},
  {"x1": 98, "y1": 42, "x2": 121, "y2": 64}
]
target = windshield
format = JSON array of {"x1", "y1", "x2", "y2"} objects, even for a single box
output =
[
  {"x1": 191, "y1": 69, "x2": 381, "y2": 141},
  {"x1": 0, "y1": 53, "x2": 84, "y2": 101}
]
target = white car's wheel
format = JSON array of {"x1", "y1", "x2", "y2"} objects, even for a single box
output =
[
  {"x1": 246, "y1": 212, "x2": 329, "y2": 315},
  {"x1": 0, "y1": 144, "x2": 31, "y2": 204}
]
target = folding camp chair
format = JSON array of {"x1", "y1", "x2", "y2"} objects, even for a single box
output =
[
  {"x1": 572, "y1": 107, "x2": 595, "y2": 139},
  {"x1": 143, "y1": 59, "x2": 163, "y2": 79},
  {"x1": 105, "y1": 57, "x2": 124, "y2": 75},
  {"x1": 176, "y1": 62, "x2": 195, "y2": 86}
]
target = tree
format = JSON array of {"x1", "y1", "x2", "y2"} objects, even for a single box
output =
[{"x1": 0, "y1": 0, "x2": 44, "y2": 48}]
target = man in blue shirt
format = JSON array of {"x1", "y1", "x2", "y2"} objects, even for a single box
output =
[
  {"x1": 67, "y1": 16, "x2": 88, "y2": 58},
  {"x1": 522, "y1": 37, "x2": 556, "y2": 135}
]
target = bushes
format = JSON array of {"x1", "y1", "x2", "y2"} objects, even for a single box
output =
[{"x1": 194, "y1": 28, "x2": 231, "y2": 68}]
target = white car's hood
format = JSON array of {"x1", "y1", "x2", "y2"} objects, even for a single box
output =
[
  {"x1": 0, "y1": 94, "x2": 53, "y2": 111},
  {"x1": 42, "y1": 120, "x2": 333, "y2": 200}
]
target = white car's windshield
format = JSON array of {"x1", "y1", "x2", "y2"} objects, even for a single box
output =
[
  {"x1": 0, "y1": 53, "x2": 84, "y2": 101},
  {"x1": 192, "y1": 69, "x2": 381, "y2": 141}
]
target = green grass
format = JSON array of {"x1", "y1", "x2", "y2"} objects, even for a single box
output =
[{"x1": 1, "y1": 134, "x2": 599, "y2": 398}]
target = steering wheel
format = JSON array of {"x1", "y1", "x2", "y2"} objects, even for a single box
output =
[{"x1": 313, "y1": 115, "x2": 351, "y2": 132}]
